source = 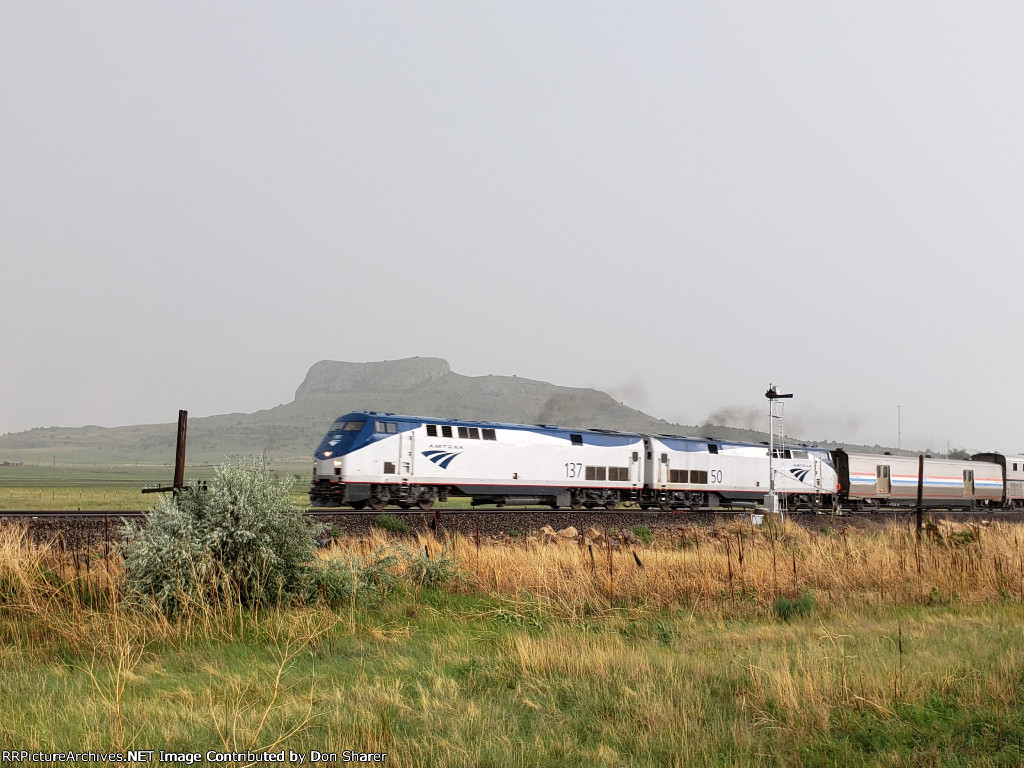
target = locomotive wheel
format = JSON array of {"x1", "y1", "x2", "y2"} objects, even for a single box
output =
[
  {"x1": 417, "y1": 499, "x2": 435, "y2": 511},
  {"x1": 604, "y1": 499, "x2": 618, "y2": 510},
  {"x1": 369, "y1": 499, "x2": 387, "y2": 511},
  {"x1": 658, "y1": 500, "x2": 672, "y2": 512},
  {"x1": 570, "y1": 501, "x2": 583, "y2": 511}
]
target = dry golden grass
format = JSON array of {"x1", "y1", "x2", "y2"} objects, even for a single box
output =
[
  {"x1": 418, "y1": 517, "x2": 1024, "y2": 616},
  {"x1": 2, "y1": 520, "x2": 1024, "y2": 764}
]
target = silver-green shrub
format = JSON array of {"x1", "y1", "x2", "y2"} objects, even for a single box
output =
[
  {"x1": 402, "y1": 544, "x2": 458, "y2": 590},
  {"x1": 121, "y1": 459, "x2": 322, "y2": 615},
  {"x1": 306, "y1": 543, "x2": 404, "y2": 608}
]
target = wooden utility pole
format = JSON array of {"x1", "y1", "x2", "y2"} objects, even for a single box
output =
[
  {"x1": 173, "y1": 409, "x2": 187, "y2": 490},
  {"x1": 916, "y1": 454, "x2": 924, "y2": 540},
  {"x1": 142, "y1": 409, "x2": 189, "y2": 494}
]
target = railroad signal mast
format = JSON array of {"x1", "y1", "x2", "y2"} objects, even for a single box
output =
[{"x1": 765, "y1": 385, "x2": 794, "y2": 521}]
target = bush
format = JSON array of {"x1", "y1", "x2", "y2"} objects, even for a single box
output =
[
  {"x1": 774, "y1": 591, "x2": 816, "y2": 621},
  {"x1": 307, "y1": 543, "x2": 412, "y2": 608},
  {"x1": 632, "y1": 525, "x2": 654, "y2": 545},
  {"x1": 121, "y1": 459, "x2": 322, "y2": 615},
  {"x1": 375, "y1": 513, "x2": 410, "y2": 533},
  {"x1": 403, "y1": 544, "x2": 458, "y2": 590}
]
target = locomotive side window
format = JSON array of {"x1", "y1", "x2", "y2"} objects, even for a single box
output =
[
  {"x1": 375, "y1": 421, "x2": 398, "y2": 433},
  {"x1": 441, "y1": 425, "x2": 453, "y2": 438},
  {"x1": 708, "y1": 445, "x2": 719, "y2": 454},
  {"x1": 482, "y1": 429, "x2": 496, "y2": 441},
  {"x1": 791, "y1": 450, "x2": 808, "y2": 459},
  {"x1": 571, "y1": 434, "x2": 583, "y2": 446},
  {"x1": 426, "y1": 425, "x2": 438, "y2": 437}
]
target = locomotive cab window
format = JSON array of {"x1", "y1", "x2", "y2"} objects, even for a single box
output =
[
  {"x1": 343, "y1": 421, "x2": 364, "y2": 431},
  {"x1": 375, "y1": 421, "x2": 398, "y2": 434}
]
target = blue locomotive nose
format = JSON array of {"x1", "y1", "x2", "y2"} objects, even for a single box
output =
[{"x1": 314, "y1": 418, "x2": 368, "y2": 458}]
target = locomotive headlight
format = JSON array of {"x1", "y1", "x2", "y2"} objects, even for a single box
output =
[
  {"x1": 333, "y1": 460, "x2": 342, "y2": 467},
  {"x1": 323, "y1": 451, "x2": 332, "y2": 458}
]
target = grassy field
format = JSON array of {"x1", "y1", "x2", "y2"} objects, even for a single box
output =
[
  {"x1": 0, "y1": 465, "x2": 523, "y2": 511},
  {"x1": 0, "y1": 464, "x2": 311, "y2": 511},
  {"x1": 2, "y1": 520, "x2": 1024, "y2": 765}
]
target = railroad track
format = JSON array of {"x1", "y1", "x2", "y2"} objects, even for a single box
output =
[
  {"x1": 1, "y1": 506, "x2": 1018, "y2": 519},
  {"x1": 0, "y1": 510, "x2": 146, "y2": 519}
]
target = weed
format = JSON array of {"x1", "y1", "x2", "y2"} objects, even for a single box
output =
[
  {"x1": 374, "y1": 514, "x2": 410, "y2": 534},
  {"x1": 774, "y1": 591, "x2": 816, "y2": 621},
  {"x1": 631, "y1": 525, "x2": 654, "y2": 545}
]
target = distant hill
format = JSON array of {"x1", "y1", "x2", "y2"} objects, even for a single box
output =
[{"x1": 0, "y1": 357, "x2": 902, "y2": 466}]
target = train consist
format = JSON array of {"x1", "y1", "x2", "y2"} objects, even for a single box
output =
[{"x1": 309, "y1": 412, "x2": 1024, "y2": 513}]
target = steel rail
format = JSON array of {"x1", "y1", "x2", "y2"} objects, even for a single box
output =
[{"x1": 1, "y1": 506, "x2": 1013, "y2": 519}]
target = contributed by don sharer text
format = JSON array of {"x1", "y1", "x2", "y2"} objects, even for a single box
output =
[{"x1": 1, "y1": 751, "x2": 387, "y2": 764}]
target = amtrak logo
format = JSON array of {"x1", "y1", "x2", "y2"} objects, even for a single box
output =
[
  {"x1": 422, "y1": 450, "x2": 461, "y2": 469},
  {"x1": 789, "y1": 467, "x2": 810, "y2": 483}
]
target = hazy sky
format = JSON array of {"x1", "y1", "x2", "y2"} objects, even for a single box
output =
[{"x1": 3, "y1": 3, "x2": 1023, "y2": 454}]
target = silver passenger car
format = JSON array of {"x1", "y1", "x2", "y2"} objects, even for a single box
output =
[{"x1": 835, "y1": 450, "x2": 1003, "y2": 508}]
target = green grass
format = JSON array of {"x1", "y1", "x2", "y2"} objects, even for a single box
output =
[
  {"x1": 4, "y1": 513, "x2": 1024, "y2": 765},
  {"x1": 631, "y1": 525, "x2": 654, "y2": 545},
  {"x1": 375, "y1": 513, "x2": 411, "y2": 533},
  {"x1": 2, "y1": 594, "x2": 1024, "y2": 765}
]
